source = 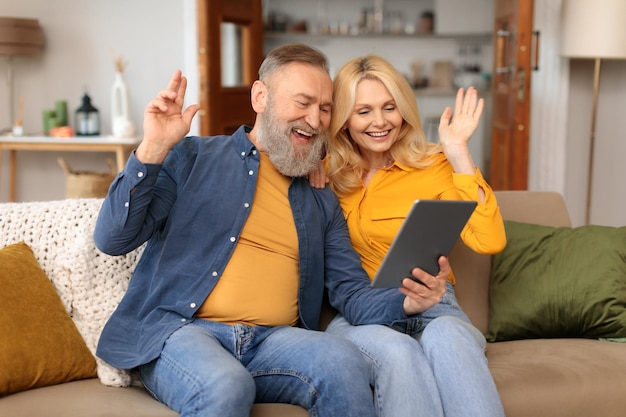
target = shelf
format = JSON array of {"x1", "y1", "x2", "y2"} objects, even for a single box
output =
[
  {"x1": 414, "y1": 88, "x2": 459, "y2": 97},
  {"x1": 264, "y1": 31, "x2": 492, "y2": 42},
  {"x1": 413, "y1": 87, "x2": 492, "y2": 97}
]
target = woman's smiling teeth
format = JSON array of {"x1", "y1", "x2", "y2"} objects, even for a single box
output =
[{"x1": 368, "y1": 130, "x2": 390, "y2": 137}]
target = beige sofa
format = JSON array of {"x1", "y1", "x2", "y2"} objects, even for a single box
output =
[
  {"x1": 0, "y1": 191, "x2": 624, "y2": 417},
  {"x1": 452, "y1": 191, "x2": 626, "y2": 417}
]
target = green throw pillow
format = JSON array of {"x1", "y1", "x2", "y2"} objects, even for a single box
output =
[{"x1": 487, "y1": 221, "x2": 626, "y2": 342}]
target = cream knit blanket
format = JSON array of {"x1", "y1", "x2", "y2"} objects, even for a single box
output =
[{"x1": 0, "y1": 198, "x2": 145, "y2": 387}]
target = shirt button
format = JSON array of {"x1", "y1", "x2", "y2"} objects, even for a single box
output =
[
  {"x1": 229, "y1": 236, "x2": 236, "y2": 242},
  {"x1": 252, "y1": 150, "x2": 257, "y2": 155},
  {"x1": 244, "y1": 202, "x2": 250, "y2": 208},
  {"x1": 137, "y1": 172, "x2": 144, "y2": 178},
  {"x1": 181, "y1": 318, "x2": 187, "y2": 322},
  {"x1": 124, "y1": 201, "x2": 129, "y2": 207},
  {"x1": 241, "y1": 151, "x2": 246, "y2": 156},
  {"x1": 212, "y1": 271, "x2": 218, "y2": 277},
  {"x1": 190, "y1": 303, "x2": 196, "y2": 308},
  {"x1": 248, "y1": 170, "x2": 254, "y2": 176}
]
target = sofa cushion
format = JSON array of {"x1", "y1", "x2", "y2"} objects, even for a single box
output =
[
  {"x1": 0, "y1": 242, "x2": 97, "y2": 396},
  {"x1": 0, "y1": 379, "x2": 309, "y2": 417},
  {"x1": 487, "y1": 338, "x2": 626, "y2": 417},
  {"x1": 487, "y1": 221, "x2": 626, "y2": 342}
]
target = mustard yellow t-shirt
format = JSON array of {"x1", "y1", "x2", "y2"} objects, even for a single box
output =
[
  {"x1": 196, "y1": 152, "x2": 300, "y2": 326},
  {"x1": 338, "y1": 152, "x2": 506, "y2": 282}
]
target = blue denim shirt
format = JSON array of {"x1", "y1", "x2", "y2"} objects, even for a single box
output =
[{"x1": 94, "y1": 125, "x2": 407, "y2": 369}]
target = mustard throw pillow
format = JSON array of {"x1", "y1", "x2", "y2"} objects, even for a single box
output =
[{"x1": 0, "y1": 242, "x2": 97, "y2": 396}]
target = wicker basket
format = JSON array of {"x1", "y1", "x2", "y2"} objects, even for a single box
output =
[{"x1": 58, "y1": 158, "x2": 117, "y2": 199}]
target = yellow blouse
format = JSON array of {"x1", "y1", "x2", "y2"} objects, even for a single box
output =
[{"x1": 338, "y1": 152, "x2": 506, "y2": 283}]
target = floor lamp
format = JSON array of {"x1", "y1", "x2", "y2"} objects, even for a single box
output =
[
  {"x1": 560, "y1": 0, "x2": 626, "y2": 225},
  {"x1": 0, "y1": 17, "x2": 44, "y2": 133}
]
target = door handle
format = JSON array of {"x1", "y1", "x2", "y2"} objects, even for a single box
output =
[
  {"x1": 517, "y1": 68, "x2": 525, "y2": 101},
  {"x1": 495, "y1": 29, "x2": 512, "y2": 74},
  {"x1": 532, "y1": 30, "x2": 540, "y2": 71}
]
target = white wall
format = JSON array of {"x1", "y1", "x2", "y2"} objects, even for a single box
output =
[
  {"x1": 530, "y1": 0, "x2": 626, "y2": 227},
  {"x1": 0, "y1": 0, "x2": 195, "y2": 202},
  {"x1": 564, "y1": 59, "x2": 626, "y2": 227}
]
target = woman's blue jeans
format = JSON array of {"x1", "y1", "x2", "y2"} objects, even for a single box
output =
[
  {"x1": 138, "y1": 319, "x2": 377, "y2": 417},
  {"x1": 326, "y1": 282, "x2": 506, "y2": 417}
]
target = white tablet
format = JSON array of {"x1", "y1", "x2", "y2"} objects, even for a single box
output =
[{"x1": 370, "y1": 200, "x2": 477, "y2": 288}]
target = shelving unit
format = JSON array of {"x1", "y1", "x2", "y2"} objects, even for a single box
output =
[
  {"x1": 262, "y1": 0, "x2": 494, "y2": 172},
  {"x1": 264, "y1": 31, "x2": 492, "y2": 42}
]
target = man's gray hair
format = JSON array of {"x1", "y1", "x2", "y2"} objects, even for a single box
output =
[{"x1": 258, "y1": 43, "x2": 329, "y2": 81}]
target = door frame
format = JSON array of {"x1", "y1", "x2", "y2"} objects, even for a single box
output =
[
  {"x1": 489, "y1": 0, "x2": 534, "y2": 190},
  {"x1": 195, "y1": 0, "x2": 263, "y2": 135}
]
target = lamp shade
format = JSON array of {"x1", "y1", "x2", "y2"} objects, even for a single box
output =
[
  {"x1": 561, "y1": 0, "x2": 626, "y2": 59},
  {"x1": 0, "y1": 17, "x2": 44, "y2": 56}
]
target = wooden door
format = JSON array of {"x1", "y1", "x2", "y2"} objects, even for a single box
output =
[
  {"x1": 489, "y1": 0, "x2": 535, "y2": 190},
  {"x1": 196, "y1": 0, "x2": 264, "y2": 135}
]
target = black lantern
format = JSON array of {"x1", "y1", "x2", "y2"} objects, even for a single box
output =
[{"x1": 74, "y1": 92, "x2": 100, "y2": 136}]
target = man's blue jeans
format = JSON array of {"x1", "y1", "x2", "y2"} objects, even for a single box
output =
[
  {"x1": 326, "y1": 282, "x2": 506, "y2": 417},
  {"x1": 138, "y1": 319, "x2": 377, "y2": 417}
]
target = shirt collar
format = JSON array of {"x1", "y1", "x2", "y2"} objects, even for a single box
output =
[{"x1": 232, "y1": 125, "x2": 257, "y2": 159}]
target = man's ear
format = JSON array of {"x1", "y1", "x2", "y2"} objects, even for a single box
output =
[{"x1": 250, "y1": 80, "x2": 267, "y2": 113}]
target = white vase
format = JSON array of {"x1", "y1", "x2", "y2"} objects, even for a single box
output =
[{"x1": 111, "y1": 71, "x2": 135, "y2": 138}]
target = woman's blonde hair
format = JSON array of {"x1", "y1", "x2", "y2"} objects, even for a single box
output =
[{"x1": 327, "y1": 55, "x2": 441, "y2": 196}]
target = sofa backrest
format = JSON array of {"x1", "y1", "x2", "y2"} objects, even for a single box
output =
[
  {"x1": 0, "y1": 191, "x2": 573, "y2": 362},
  {"x1": 451, "y1": 191, "x2": 572, "y2": 334}
]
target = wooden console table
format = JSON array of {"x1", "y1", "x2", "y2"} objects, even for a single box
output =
[{"x1": 0, "y1": 135, "x2": 140, "y2": 202}]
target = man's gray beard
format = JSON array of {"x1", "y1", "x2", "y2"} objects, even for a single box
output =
[{"x1": 257, "y1": 107, "x2": 326, "y2": 178}]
